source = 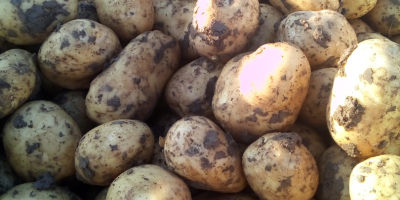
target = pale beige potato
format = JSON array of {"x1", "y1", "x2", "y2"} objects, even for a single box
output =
[
  {"x1": 0, "y1": 0, "x2": 78, "y2": 45},
  {"x1": 363, "y1": 0, "x2": 400, "y2": 36},
  {"x1": 357, "y1": 32, "x2": 389, "y2": 43},
  {"x1": 327, "y1": 39, "x2": 400, "y2": 159},
  {"x1": 276, "y1": 10, "x2": 358, "y2": 70},
  {"x1": 38, "y1": 19, "x2": 121, "y2": 90},
  {"x1": 212, "y1": 42, "x2": 311, "y2": 145},
  {"x1": 164, "y1": 116, "x2": 246, "y2": 193},
  {"x1": 348, "y1": 18, "x2": 375, "y2": 34},
  {"x1": 242, "y1": 132, "x2": 319, "y2": 200},
  {"x1": 269, "y1": 0, "x2": 340, "y2": 14},
  {"x1": 338, "y1": 0, "x2": 377, "y2": 19},
  {"x1": 106, "y1": 165, "x2": 191, "y2": 200},
  {"x1": 2, "y1": 100, "x2": 82, "y2": 182}
]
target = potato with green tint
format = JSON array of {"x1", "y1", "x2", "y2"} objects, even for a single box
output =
[{"x1": 0, "y1": 182, "x2": 81, "y2": 200}]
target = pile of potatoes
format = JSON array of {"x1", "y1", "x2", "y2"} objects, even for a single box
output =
[{"x1": 1, "y1": 0, "x2": 400, "y2": 199}]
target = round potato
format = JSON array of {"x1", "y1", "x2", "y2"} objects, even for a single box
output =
[
  {"x1": 75, "y1": 119, "x2": 154, "y2": 186},
  {"x1": 107, "y1": 165, "x2": 191, "y2": 200},
  {"x1": 347, "y1": 18, "x2": 375, "y2": 34},
  {"x1": 0, "y1": 0, "x2": 78, "y2": 45},
  {"x1": 276, "y1": 10, "x2": 358, "y2": 70},
  {"x1": 2, "y1": 100, "x2": 82, "y2": 182},
  {"x1": 363, "y1": 0, "x2": 400, "y2": 36},
  {"x1": 0, "y1": 156, "x2": 21, "y2": 195},
  {"x1": 242, "y1": 132, "x2": 319, "y2": 200},
  {"x1": 0, "y1": 182, "x2": 81, "y2": 200},
  {"x1": 338, "y1": 0, "x2": 377, "y2": 19},
  {"x1": 164, "y1": 116, "x2": 246, "y2": 193},
  {"x1": 0, "y1": 49, "x2": 37, "y2": 119},
  {"x1": 38, "y1": 19, "x2": 121, "y2": 90},
  {"x1": 212, "y1": 42, "x2": 311, "y2": 145},
  {"x1": 269, "y1": 0, "x2": 340, "y2": 14}
]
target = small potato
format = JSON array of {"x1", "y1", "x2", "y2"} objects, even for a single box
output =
[
  {"x1": 0, "y1": 182, "x2": 81, "y2": 200},
  {"x1": 276, "y1": 10, "x2": 358, "y2": 70},
  {"x1": 316, "y1": 145, "x2": 359, "y2": 200},
  {"x1": 349, "y1": 155, "x2": 400, "y2": 199},
  {"x1": 0, "y1": 0, "x2": 78, "y2": 45},
  {"x1": 347, "y1": 18, "x2": 375, "y2": 34},
  {"x1": 94, "y1": 0, "x2": 154, "y2": 43},
  {"x1": 0, "y1": 49, "x2": 37, "y2": 119},
  {"x1": 212, "y1": 42, "x2": 311, "y2": 145},
  {"x1": 338, "y1": 0, "x2": 377, "y2": 19},
  {"x1": 0, "y1": 156, "x2": 21, "y2": 195},
  {"x1": 165, "y1": 57, "x2": 223, "y2": 119},
  {"x1": 164, "y1": 116, "x2": 246, "y2": 193},
  {"x1": 363, "y1": 0, "x2": 400, "y2": 36},
  {"x1": 242, "y1": 132, "x2": 319, "y2": 200},
  {"x1": 75, "y1": 119, "x2": 154, "y2": 186},
  {"x1": 357, "y1": 32, "x2": 389, "y2": 43},
  {"x1": 269, "y1": 0, "x2": 340, "y2": 14},
  {"x1": 2, "y1": 100, "x2": 82, "y2": 182},
  {"x1": 38, "y1": 19, "x2": 121, "y2": 90},
  {"x1": 107, "y1": 165, "x2": 191, "y2": 200}
]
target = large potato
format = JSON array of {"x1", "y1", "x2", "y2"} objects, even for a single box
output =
[
  {"x1": 276, "y1": 10, "x2": 358, "y2": 70},
  {"x1": 0, "y1": 182, "x2": 81, "y2": 200},
  {"x1": 242, "y1": 132, "x2": 319, "y2": 200},
  {"x1": 164, "y1": 116, "x2": 246, "y2": 193},
  {"x1": 85, "y1": 30, "x2": 180, "y2": 124},
  {"x1": 327, "y1": 39, "x2": 400, "y2": 159},
  {"x1": 363, "y1": 0, "x2": 400, "y2": 36},
  {"x1": 107, "y1": 165, "x2": 191, "y2": 200},
  {"x1": 38, "y1": 19, "x2": 121, "y2": 90},
  {"x1": 0, "y1": 0, "x2": 78, "y2": 45},
  {"x1": 2, "y1": 100, "x2": 82, "y2": 182},
  {"x1": 75, "y1": 119, "x2": 154, "y2": 186},
  {"x1": 212, "y1": 42, "x2": 311, "y2": 145},
  {"x1": 269, "y1": 0, "x2": 340, "y2": 14},
  {"x1": 338, "y1": 0, "x2": 377, "y2": 19},
  {"x1": 0, "y1": 49, "x2": 37, "y2": 119}
]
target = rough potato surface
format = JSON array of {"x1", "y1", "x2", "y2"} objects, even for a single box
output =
[{"x1": 363, "y1": 0, "x2": 400, "y2": 36}]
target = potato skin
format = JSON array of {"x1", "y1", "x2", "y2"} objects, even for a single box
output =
[
  {"x1": 85, "y1": 30, "x2": 181, "y2": 124},
  {"x1": 357, "y1": 32, "x2": 389, "y2": 43},
  {"x1": 2, "y1": 100, "x2": 82, "y2": 182},
  {"x1": 0, "y1": 49, "x2": 37, "y2": 119},
  {"x1": 242, "y1": 132, "x2": 319, "y2": 200},
  {"x1": 75, "y1": 119, "x2": 154, "y2": 186},
  {"x1": 164, "y1": 116, "x2": 246, "y2": 193},
  {"x1": 338, "y1": 0, "x2": 377, "y2": 19},
  {"x1": 38, "y1": 19, "x2": 121, "y2": 90},
  {"x1": 212, "y1": 42, "x2": 311, "y2": 145},
  {"x1": 347, "y1": 18, "x2": 374, "y2": 34},
  {"x1": 363, "y1": 0, "x2": 400, "y2": 36},
  {"x1": 0, "y1": 0, "x2": 78, "y2": 45}
]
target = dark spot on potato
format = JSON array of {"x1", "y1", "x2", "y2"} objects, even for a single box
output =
[
  {"x1": 270, "y1": 132, "x2": 302, "y2": 153},
  {"x1": 254, "y1": 107, "x2": 269, "y2": 117},
  {"x1": 0, "y1": 80, "x2": 11, "y2": 91},
  {"x1": 387, "y1": 106, "x2": 396, "y2": 113},
  {"x1": 133, "y1": 77, "x2": 141, "y2": 85},
  {"x1": 122, "y1": 104, "x2": 134, "y2": 115},
  {"x1": 377, "y1": 140, "x2": 388, "y2": 149},
  {"x1": 60, "y1": 38, "x2": 70, "y2": 50},
  {"x1": 12, "y1": 190, "x2": 18, "y2": 197},
  {"x1": 341, "y1": 143, "x2": 361, "y2": 157},
  {"x1": 107, "y1": 95, "x2": 121, "y2": 111},
  {"x1": 25, "y1": 142, "x2": 40, "y2": 154},
  {"x1": 340, "y1": 8, "x2": 349, "y2": 15},
  {"x1": 72, "y1": 30, "x2": 87, "y2": 39},
  {"x1": 78, "y1": 156, "x2": 95, "y2": 178},
  {"x1": 10, "y1": 0, "x2": 22, "y2": 6},
  {"x1": 332, "y1": 96, "x2": 365, "y2": 130},
  {"x1": 154, "y1": 40, "x2": 176, "y2": 64},
  {"x1": 268, "y1": 110, "x2": 291, "y2": 123},
  {"x1": 88, "y1": 36, "x2": 96, "y2": 44},
  {"x1": 247, "y1": 157, "x2": 257, "y2": 162},
  {"x1": 203, "y1": 130, "x2": 220, "y2": 149},
  {"x1": 205, "y1": 76, "x2": 218, "y2": 102},
  {"x1": 361, "y1": 68, "x2": 373, "y2": 84},
  {"x1": 357, "y1": 175, "x2": 365, "y2": 183},
  {"x1": 265, "y1": 165, "x2": 272, "y2": 171},
  {"x1": 109, "y1": 144, "x2": 118, "y2": 151},
  {"x1": 87, "y1": 62, "x2": 100, "y2": 71},
  {"x1": 140, "y1": 134, "x2": 147, "y2": 144},
  {"x1": 185, "y1": 146, "x2": 200, "y2": 156},
  {"x1": 211, "y1": 21, "x2": 228, "y2": 37},
  {"x1": 317, "y1": 162, "x2": 344, "y2": 200},
  {"x1": 126, "y1": 168, "x2": 133, "y2": 175},
  {"x1": 10, "y1": 62, "x2": 33, "y2": 75},
  {"x1": 34, "y1": 172, "x2": 56, "y2": 190},
  {"x1": 13, "y1": 115, "x2": 27, "y2": 128},
  {"x1": 313, "y1": 25, "x2": 331, "y2": 48},
  {"x1": 143, "y1": 177, "x2": 149, "y2": 181},
  {"x1": 245, "y1": 114, "x2": 257, "y2": 122},
  {"x1": 200, "y1": 157, "x2": 213, "y2": 169},
  {"x1": 214, "y1": 151, "x2": 227, "y2": 160},
  {"x1": 7, "y1": 30, "x2": 17, "y2": 37},
  {"x1": 30, "y1": 191, "x2": 35, "y2": 197},
  {"x1": 59, "y1": 132, "x2": 64, "y2": 137},
  {"x1": 277, "y1": 176, "x2": 292, "y2": 192},
  {"x1": 188, "y1": 99, "x2": 204, "y2": 115},
  {"x1": 280, "y1": 0, "x2": 293, "y2": 11}
]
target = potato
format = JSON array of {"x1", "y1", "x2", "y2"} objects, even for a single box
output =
[
  {"x1": 349, "y1": 154, "x2": 400, "y2": 199},
  {"x1": 38, "y1": 19, "x2": 121, "y2": 90},
  {"x1": 347, "y1": 18, "x2": 375, "y2": 34},
  {"x1": 165, "y1": 57, "x2": 223, "y2": 119},
  {"x1": 94, "y1": 0, "x2": 154, "y2": 43},
  {"x1": 212, "y1": 42, "x2": 311, "y2": 145},
  {"x1": 357, "y1": 32, "x2": 389, "y2": 43},
  {"x1": 2, "y1": 100, "x2": 82, "y2": 182},
  {"x1": 363, "y1": 0, "x2": 400, "y2": 36},
  {"x1": 316, "y1": 145, "x2": 359, "y2": 200},
  {"x1": 298, "y1": 68, "x2": 338, "y2": 131},
  {"x1": 0, "y1": 0, "x2": 78, "y2": 45},
  {"x1": 85, "y1": 30, "x2": 180, "y2": 124},
  {"x1": 189, "y1": 0, "x2": 259, "y2": 62},
  {"x1": 327, "y1": 39, "x2": 400, "y2": 159},
  {"x1": 0, "y1": 49, "x2": 37, "y2": 119},
  {"x1": 0, "y1": 156, "x2": 21, "y2": 195},
  {"x1": 77, "y1": 1, "x2": 100, "y2": 22},
  {"x1": 164, "y1": 116, "x2": 246, "y2": 193},
  {"x1": 338, "y1": 0, "x2": 377, "y2": 19},
  {"x1": 276, "y1": 10, "x2": 358, "y2": 70},
  {"x1": 246, "y1": 4, "x2": 284, "y2": 52},
  {"x1": 0, "y1": 182, "x2": 81, "y2": 200},
  {"x1": 268, "y1": 0, "x2": 340, "y2": 14},
  {"x1": 107, "y1": 164, "x2": 191, "y2": 200},
  {"x1": 242, "y1": 132, "x2": 319, "y2": 200},
  {"x1": 193, "y1": 191, "x2": 258, "y2": 200},
  {"x1": 75, "y1": 119, "x2": 154, "y2": 186}
]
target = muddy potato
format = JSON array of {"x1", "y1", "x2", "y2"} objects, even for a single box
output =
[
  {"x1": 94, "y1": 0, "x2": 154, "y2": 43},
  {"x1": 317, "y1": 145, "x2": 359, "y2": 200},
  {"x1": 242, "y1": 132, "x2": 319, "y2": 200},
  {"x1": 164, "y1": 116, "x2": 246, "y2": 193},
  {"x1": 349, "y1": 155, "x2": 400, "y2": 199},
  {"x1": 327, "y1": 39, "x2": 400, "y2": 159},
  {"x1": 348, "y1": 18, "x2": 375, "y2": 34},
  {"x1": 269, "y1": 0, "x2": 340, "y2": 14},
  {"x1": 190, "y1": 0, "x2": 259, "y2": 62},
  {"x1": 0, "y1": 49, "x2": 37, "y2": 119},
  {"x1": 357, "y1": 32, "x2": 389, "y2": 43},
  {"x1": 77, "y1": 1, "x2": 100, "y2": 22},
  {"x1": 0, "y1": 156, "x2": 21, "y2": 195},
  {"x1": 2, "y1": 100, "x2": 82, "y2": 182},
  {"x1": 107, "y1": 164, "x2": 191, "y2": 200},
  {"x1": 0, "y1": 182, "x2": 81, "y2": 200},
  {"x1": 75, "y1": 119, "x2": 154, "y2": 186},
  {"x1": 212, "y1": 42, "x2": 311, "y2": 145},
  {"x1": 0, "y1": 0, "x2": 78, "y2": 45},
  {"x1": 338, "y1": 0, "x2": 377, "y2": 19},
  {"x1": 246, "y1": 4, "x2": 284, "y2": 52},
  {"x1": 363, "y1": 0, "x2": 400, "y2": 36},
  {"x1": 38, "y1": 19, "x2": 121, "y2": 90},
  {"x1": 165, "y1": 57, "x2": 223, "y2": 119},
  {"x1": 193, "y1": 191, "x2": 258, "y2": 200},
  {"x1": 276, "y1": 10, "x2": 358, "y2": 70},
  {"x1": 298, "y1": 68, "x2": 338, "y2": 131},
  {"x1": 85, "y1": 30, "x2": 180, "y2": 124}
]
